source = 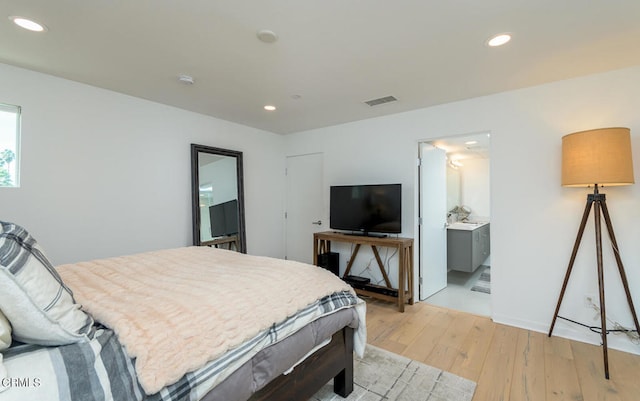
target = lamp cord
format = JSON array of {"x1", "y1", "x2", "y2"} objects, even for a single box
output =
[{"x1": 559, "y1": 298, "x2": 640, "y2": 344}]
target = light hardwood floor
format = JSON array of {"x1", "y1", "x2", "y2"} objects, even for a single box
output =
[{"x1": 365, "y1": 299, "x2": 640, "y2": 401}]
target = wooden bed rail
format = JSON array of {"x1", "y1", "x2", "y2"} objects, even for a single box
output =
[{"x1": 249, "y1": 326, "x2": 354, "y2": 400}]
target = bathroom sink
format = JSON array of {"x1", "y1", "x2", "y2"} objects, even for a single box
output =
[{"x1": 447, "y1": 222, "x2": 488, "y2": 230}]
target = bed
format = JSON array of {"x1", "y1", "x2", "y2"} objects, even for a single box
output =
[{"x1": 0, "y1": 221, "x2": 366, "y2": 401}]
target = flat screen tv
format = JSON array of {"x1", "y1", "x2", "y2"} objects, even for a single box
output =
[
  {"x1": 209, "y1": 199, "x2": 239, "y2": 237},
  {"x1": 330, "y1": 184, "x2": 401, "y2": 235}
]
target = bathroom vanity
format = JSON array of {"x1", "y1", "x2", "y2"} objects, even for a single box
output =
[{"x1": 447, "y1": 222, "x2": 490, "y2": 272}]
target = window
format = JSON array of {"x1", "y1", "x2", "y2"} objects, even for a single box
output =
[{"x1": 0, "y1": 104, "x2": 20, "y2": 187}]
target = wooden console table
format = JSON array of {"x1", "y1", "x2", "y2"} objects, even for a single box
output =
[
  {"x1": 201, "y1": 235, "x2": 239, "y2": 250},
  {"x1": 313, "y1": 231, "x2": 414, "y2": 312}
]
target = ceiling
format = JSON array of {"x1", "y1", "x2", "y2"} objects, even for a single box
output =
[{"x1": 2, "y1": 1, "x2": 640, "y2": 135}]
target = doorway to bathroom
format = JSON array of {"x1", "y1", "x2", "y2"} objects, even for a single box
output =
[{"x1": 418, "y1": 132, "x2": 491, "y2": 317}]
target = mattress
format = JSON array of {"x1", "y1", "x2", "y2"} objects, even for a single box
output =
[{"x1": 56, "y1": 246, "x2": 366, "y2": 394}]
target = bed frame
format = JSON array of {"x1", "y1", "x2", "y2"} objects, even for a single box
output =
[{"x1": 249, "y1": 326, "x2": 354, "y2": 400}]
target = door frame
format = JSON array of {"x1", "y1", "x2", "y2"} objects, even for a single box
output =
[{"x1": 415, "y1": 131, "x2": 493, "y2": 311}]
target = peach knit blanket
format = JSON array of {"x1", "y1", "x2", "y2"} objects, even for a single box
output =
[{"x1": 57, "y1": 247, "x2": 355, "y2": 394}]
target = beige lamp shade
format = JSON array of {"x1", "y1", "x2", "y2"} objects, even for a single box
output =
[{"x1": 562, "y1": 127, "x2": 634, "y2": 187}]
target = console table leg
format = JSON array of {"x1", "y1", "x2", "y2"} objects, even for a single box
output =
[
  {"x1": 406, "y1": 245, "x2": 414, "y2": 305},
  {"x1": 371, "y1": 245, "x2": 392, "y2": 287},
  {"x1": 398, "y1": 244, "x2": 406, "y2": 312},
  {"x1": 342, "y1": 244, "x2": 361, "y2": 277}
]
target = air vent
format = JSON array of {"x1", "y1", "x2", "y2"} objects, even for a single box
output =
[{"x1": 364, "y1": 95, "x2": 397, "y2": 107}]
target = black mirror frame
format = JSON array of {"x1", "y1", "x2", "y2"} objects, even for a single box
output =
[{"x1": 190, "y1": 144, "x2": 247, "y2": 253}]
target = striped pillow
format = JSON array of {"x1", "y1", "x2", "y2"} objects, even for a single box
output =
[{"x1": 0, "y1": 221, "x2": 93, "y2": 345}]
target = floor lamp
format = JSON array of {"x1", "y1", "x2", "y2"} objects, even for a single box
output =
[{"x1": 548, "y1": 127, "x2": 640, "y2": 380}]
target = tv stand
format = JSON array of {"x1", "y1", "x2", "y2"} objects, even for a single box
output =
[
  {"x1": 313, "y1": 231, "x2": 414, "y2": 312},
  {"x1": 201, "y1": 235, "x2": 239, "y2": 251}
]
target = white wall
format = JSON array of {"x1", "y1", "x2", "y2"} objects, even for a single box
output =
[
  {"x1": 0, "y1": 63, "x2": 286, "y2": 264},
  {"x1": 285, "y1": 66, "x2": 640, "y2": 354}
]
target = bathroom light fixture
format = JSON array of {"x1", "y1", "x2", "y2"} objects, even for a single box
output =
[
  {"x1": 10, "y1": 16, "x2": 47, "y2": 32},
  {"x1": 548, "y1": 127, "x2": 638, "y2": 380},
  {"x1": 486, "y1": 33, "x2": 511, "y2": 47},
  {"x1": 264, "y1": 105, "x2": 276, "y2": 111}
]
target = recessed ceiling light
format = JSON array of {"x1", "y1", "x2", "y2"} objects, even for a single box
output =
[
  {"x1": 465, "y1": 140, "x2": 478, "y2": 145},
  {"x1": 178, "y1": 74, "x2": 194, "y2": 84},
  {"x1": 10, "y1": 16, "x2": 47, "y2": 32},
  {"x1": 264, "y1": 105, "x2": 276, "y2": 111},
  {"x1": 487, "y1": 33, "x2": 511, "y2": 47},
  {"x1": 257, "y1": 30, "x2": 278, "y2": 43}
]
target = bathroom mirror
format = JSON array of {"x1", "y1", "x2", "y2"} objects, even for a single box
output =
[
  {"x1": 191, "y1": 144, "x2": 246, "y2": 253},
  {"x1": 446, "y1": 165, "x2": 461, "y2": 212}
]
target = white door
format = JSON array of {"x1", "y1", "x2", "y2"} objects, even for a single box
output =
[
  {"x1": 419, "y1": 143, "x2": 448, "y2": 300},
  {"x1": 285, "y1": 153, "x2": 324, "y2": 263}
]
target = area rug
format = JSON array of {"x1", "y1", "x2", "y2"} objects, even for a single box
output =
[
  {"x1": 311, "y1": 345, "x2": 476, "y2": 401},
  {"x1": 470, "y1": 266, "x2": 490, "y2": 294}
]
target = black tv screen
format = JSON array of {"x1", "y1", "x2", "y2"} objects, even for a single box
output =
[
  {"x1": 330, "y1": 184, "x2": 401, "y2": 234},
  {"x1": 209, "y1": 199, "x2": 239, "y2": 237}
]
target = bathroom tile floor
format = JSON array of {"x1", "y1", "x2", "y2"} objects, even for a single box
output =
[{"x1": 424, "y1": 266, "x2": 491, "y2": 317}]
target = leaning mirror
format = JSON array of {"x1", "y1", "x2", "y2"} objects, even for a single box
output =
[{"x1": 191, "y1": 144, "x2": 246, "y2": 253}]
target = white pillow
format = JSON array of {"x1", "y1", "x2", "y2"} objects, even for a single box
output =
[
  {"x1": 0, "y1": 310, "x2": 10, "y2": 393},
  {"x1": 0, "y1": 221, "x2": 93, "y2": 345},
  {"x1": 0, "y1": 353, "x2": 7, "y2": 393},
  {"x1": 0, "y1": 310, "x2": 10, "y2": 350}
]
